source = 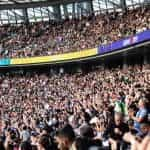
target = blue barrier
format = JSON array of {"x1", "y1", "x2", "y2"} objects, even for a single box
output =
[
  {"x1": 0, "y1": 59, "x2": 10, "y2": 66},
  {"x1": 99, "y1": 30, "x2": 150, "y2": 54}
]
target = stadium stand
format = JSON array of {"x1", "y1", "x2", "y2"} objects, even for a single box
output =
[
  {"x1": 0, "y1": 64, "x2": 150, "y2": 150},
  {"x1": 0, "y1": 0, "x2": 150, "y2": 150},
  {"x1": 0, "y1": 7, "x2": 149, "y2": 58}
]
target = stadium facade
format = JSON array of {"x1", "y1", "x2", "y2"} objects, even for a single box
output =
[
  {"x1": 0, "y1": 0, "x2": 150, "y2": 70},
  {"x1": 0, "y1": 0, "x2": 149, "y2": 24}
]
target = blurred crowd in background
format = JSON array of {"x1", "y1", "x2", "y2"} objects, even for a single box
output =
[
  {"x1": 0, "y1": 7, "x2": 150, "y2": 58},
  {"x1": 0, "y1": 3, "x2": 150, "y2": 150},
  {"x1": 0, "y1": 64, "x2": 149, "y2": 150}
]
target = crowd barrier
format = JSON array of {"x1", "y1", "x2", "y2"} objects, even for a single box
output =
[
  {"x1": 98, "y1": 30, "x2": 150, "y2": 54},
  {"x1": 10, "y1": 48, "x2": 97, "y2": 65},
  {"x1": 0, "y1": 59, "x2": 10, "y2": 66},
  {"x1": 0, "y1": 30, "x2": 150, "y2": 67}
]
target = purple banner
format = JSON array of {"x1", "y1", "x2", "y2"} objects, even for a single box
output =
[{"x1": 99, "y1": 30, "x2": 150, "y2": 54}]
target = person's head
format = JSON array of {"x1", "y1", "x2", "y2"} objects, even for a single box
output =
[
  {"x1": 80, "y1": 125, "x2": 94, "y2": 139},
  {"x1": 140, "y1": 122, "x2": 150, "y2": 135},
  {"x1": 19, "y1": 141, "x2": 32, "y2": 150},
  {"x1": 22, "y1": 125, "x2": 27, "y2": 131},
  {"x1": 42, "y1": 125, "x2": 52, "y2": 135},
  {"x1": 114, "y1": 112, "x2": 123, "y2": 126},
  {"x1": 127, "y1": 119, "x2": 134, "y2": 129},
  {"x1": 72, "y1": 137, "x2": 89, "y2": 150},
  {"x1": 72, "y1": 137, "x2": 101, "y2": 150},
  {"x1": 55, "y1": 124, "x2": 75, "y2": 150},
  {"x1": 2, "y1": 120, "x2": 9, "y2": 129},
  {"x1": 138, "y1": 98, "x2": 147, "y2": 108},
  {"x1": 128, "y1": 103, "x2": 137, "y2": 114},
  {"x1": 38, "y1": 135, "x2": 51, "y2": 150}
]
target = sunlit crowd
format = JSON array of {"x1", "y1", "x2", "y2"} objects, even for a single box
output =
[
  {"x1": 0, "y1": 4, "x2": 150, "y2": 150},
  {"x1": 0, "y1": 7, "x2": 149, "y2": 58},
  {"x1": 0, "y1": 64, "x2": 149, "y2": 150}
]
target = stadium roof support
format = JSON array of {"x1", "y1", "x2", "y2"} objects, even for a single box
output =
[
  {"x1": 107, "y1": 0, "x2": 120, "y2": 7},
  {"x1": 120, "y1": 0, "x2": 127, "y2": 11},
  {"x1": 0, "y1": 0, "x2": 91, "y2": 10},
  {"x1": 0, "y1": 0, "x2": 148, "y2": 24},
  {"x1": 107, "y1": 0, "x2": 127, "y2": 10},
  {"x1": 75, "y1": 0, "x2": 93, "y2": 16},
  {"x1": 53, "y1": 4, "x2": 62, "y2": 20},
  {"x1": 22, "y1": 8, "x2": 29, "y2": 24}
]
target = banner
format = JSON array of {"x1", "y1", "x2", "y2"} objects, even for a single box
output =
[
  {"x1": 0, "y1": 59, "x2": 10, "y2": 66},
  {"x1": 48, "y1": 48, "x2": 97, "y2": 62},
  {"x1": 11, "y1": 56, "x2": 51, "y2": 65},
  {"x1": 99, "y1": 30, "x2": 150, "y2": 54},
  {"x1": 11, "y1": 48, "x2": 97, "y2": 65}
]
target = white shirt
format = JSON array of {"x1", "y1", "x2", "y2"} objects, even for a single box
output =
[{"x1": 21, "y1": 130, "x2": 30, "y2": 142}]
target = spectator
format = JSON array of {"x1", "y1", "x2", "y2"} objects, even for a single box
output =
[
  {"x1": 20, "y1": 126, "x2": 30, "y2": 142},
  {"x1": 103, "y1": 112, "x2": 129, "y2": 149},
  {"x1": 131, "y1": 98, "x2": 149, "y2": 132},
  {"x1": 55, "y1": 124, "x2": 75, "y2": 150},
  {"x1": 38, "y1": 135, "x2": 52, "y2": 150},
  {"x1": 136, "y1": 122, "x2": 150, "y2": 138},
  {"x1": 19, "y1": 141, "x2": 32, "y2": 150}
]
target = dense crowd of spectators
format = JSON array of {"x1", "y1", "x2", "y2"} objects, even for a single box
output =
[
  {"x1": 0, "y1": 7, "x2": 150, "y2": 58},
  {"x1": 0, "y1": 63, "x2": 149, "y2": 150}
]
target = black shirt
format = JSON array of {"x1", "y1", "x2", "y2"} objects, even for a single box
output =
[{"x1": 103, "y1": 122, "x2": 129, "y2": 141}]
